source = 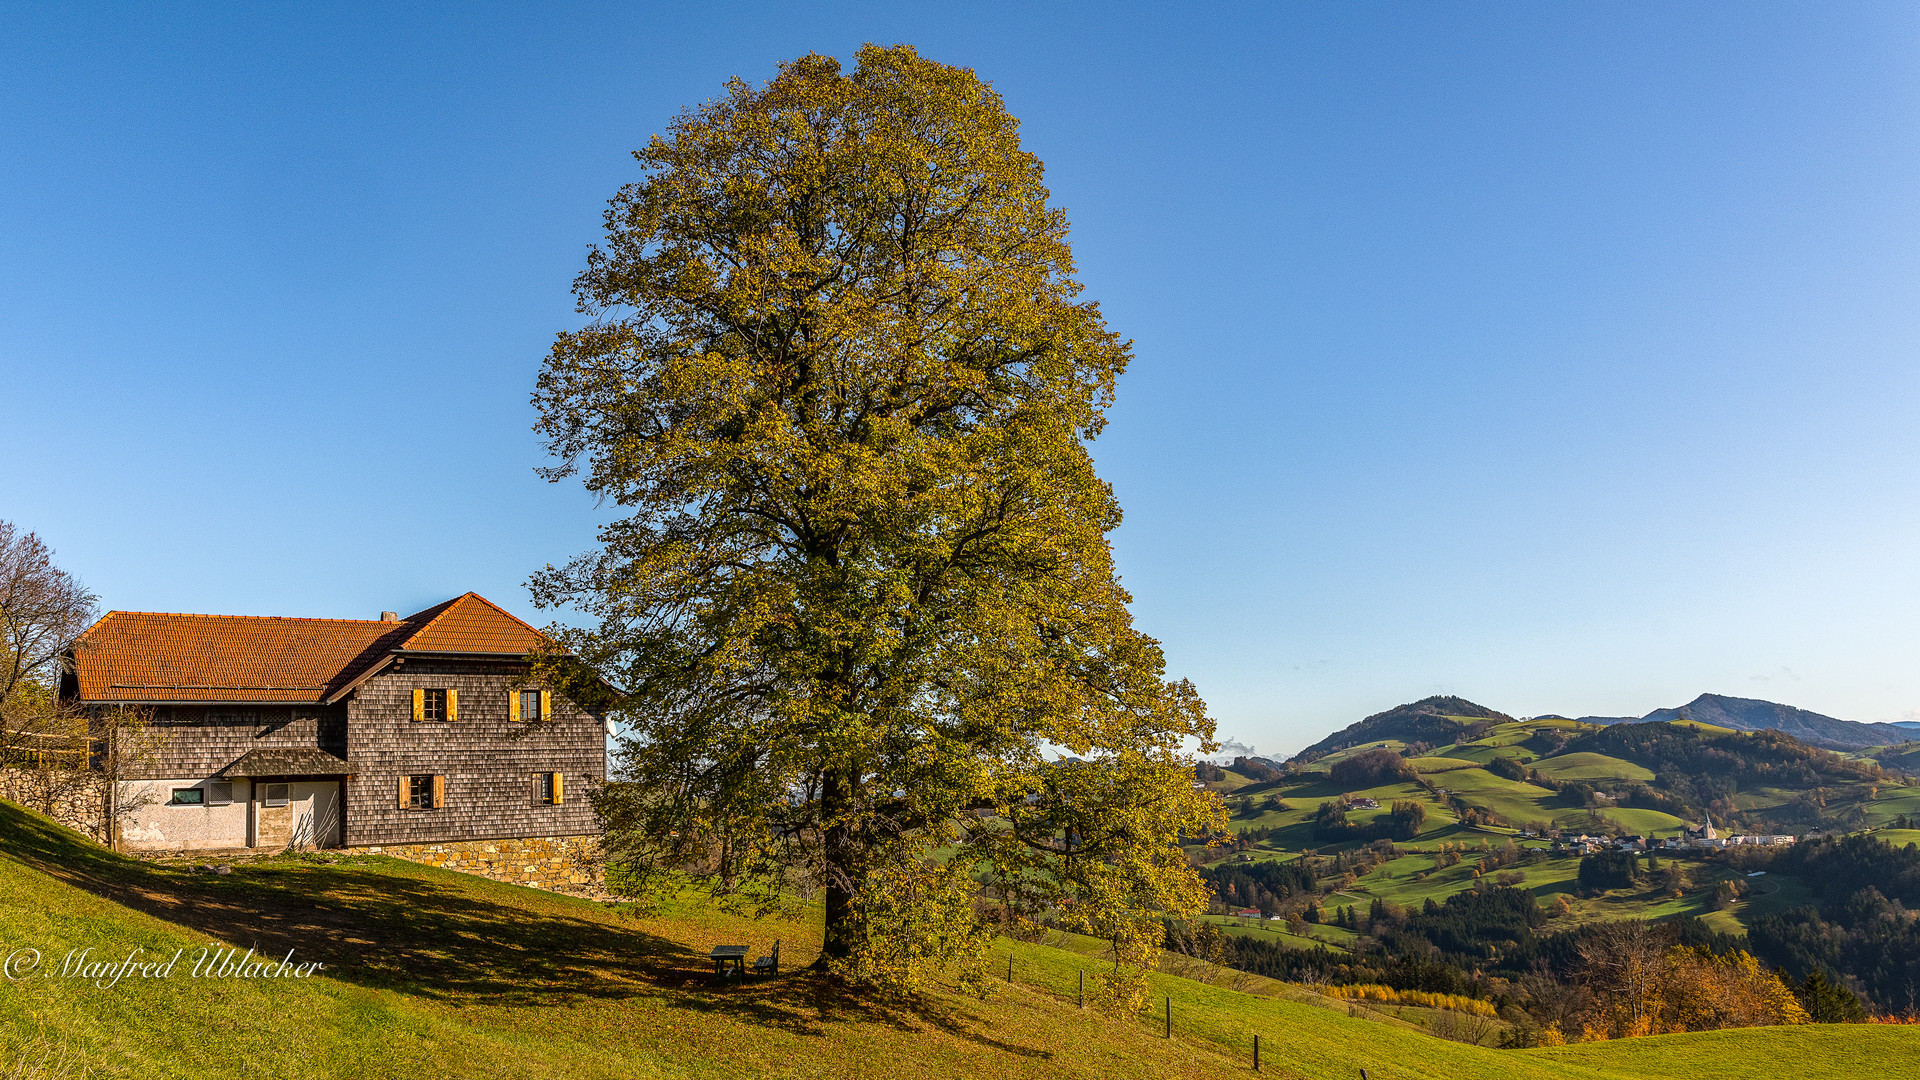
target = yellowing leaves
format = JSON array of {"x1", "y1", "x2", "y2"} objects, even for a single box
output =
[{"x1": 535, "y1": 44, "x2": 1216, "y2": 993}]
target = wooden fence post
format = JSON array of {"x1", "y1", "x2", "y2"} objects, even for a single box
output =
[
  {"x1": 1078, "y1": 969, "x2": 1084, "y2": 1008},
  {"x1": 1165, "y1": 995, "x2": 1171, "y2": 1038},
  {"x1": 1008, "y1": 955, "x2": 1013, "y2": 983},
  {"x1": 1254, "y1": 1033, "x2": 1260, "y2": 1072}
]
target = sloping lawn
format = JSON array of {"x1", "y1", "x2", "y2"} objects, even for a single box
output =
[{"x1": 3, "y1": 798, "x2": 1916, "y2": 1079}]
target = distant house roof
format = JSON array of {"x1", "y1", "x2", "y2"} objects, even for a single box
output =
[{"x1": 70, "y1": 593, "x2": 552, "y2": 705}]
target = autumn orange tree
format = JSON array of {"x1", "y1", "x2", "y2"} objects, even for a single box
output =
[
  {"x1": 1572, "y1": 922, "x2": 1808, "y2": 1040},
  {"x1": 531, "y1": 45, "x2": 1221, "y2": 996}
]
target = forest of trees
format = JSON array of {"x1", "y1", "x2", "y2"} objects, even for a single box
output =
[
  {"x1": 1170, "y1": 886, "x2": 1828, "y2": 1044},
  {"x1": 1747, "y1": 834, "x2": 1920, "y2": 1012},
  {"x1": 1329, "y1": 748, "x2": 1416, "y2": 787},
  {"x1": 1567, "y1": 723, "x2": 1884, "y2": 791}
]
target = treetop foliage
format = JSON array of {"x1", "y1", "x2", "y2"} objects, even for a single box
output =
[
  {"x1": 530, "y1": 45, "x2": 1219, "y2": 995},
  {"x1": 1328, "y1": 748, "x2": 1414, "y2": 788}
]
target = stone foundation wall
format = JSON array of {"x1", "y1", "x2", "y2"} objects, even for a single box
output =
[
  {"x1": 358, "y1": 834, "x2": 605, "y2": 896},
  {"x1": 0, "y1": 768, "x2": 107, "y2": 843}
]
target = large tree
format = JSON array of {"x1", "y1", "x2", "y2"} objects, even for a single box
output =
[
  {"x1": 0, "y1": 519, "x2": 96, "y2": 713},
  {"x1": 532, "y1": 45, "x2": 1221, "y2": 994},
  {"x1": 0, "y1": 520, "x2": 105, "y2": 820}
]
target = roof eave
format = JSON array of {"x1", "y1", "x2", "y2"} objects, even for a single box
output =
[
  {"x1": 321, "y1": 652, "x2": 401, "y2": 705},
  {"x1": 75, "y1": 697, "x2": 330, "y2": 706}
]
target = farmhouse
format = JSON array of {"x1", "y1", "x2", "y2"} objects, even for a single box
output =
[{"x1": 63, "y1": 593, "x2": 607, "y2": 886}]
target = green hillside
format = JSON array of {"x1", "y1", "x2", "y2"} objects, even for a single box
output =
[
  {"x1": 1296, "y1": 696, "x2": 1513, "y2": 760},
  {"x1": 1408, "y1": 756, "x2": 1483, "y2": 774},
  {"x1": 1194, "y1": 704, "x2": 1920, "y2": 956},
  {"x1": 1528, "y1": 753, "x2": 1655, "y2": 783},
  {"x1": 5, "y1": 798, "x2": 1915, "y2": 1079}
]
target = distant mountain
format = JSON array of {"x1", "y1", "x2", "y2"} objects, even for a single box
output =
[
  {"x1": 1893, "y1": 721, "x2": 1920, "y2": 731},
  {"x1": 1644, "y1": 693, "x2": 1914, "y2": 750},
  {"x1": 1294, "y1": 696, "x2": 1512, "y2": 760}
]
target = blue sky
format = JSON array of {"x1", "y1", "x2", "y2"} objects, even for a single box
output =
[{"x1": 5, "y1": 3, "x2": 1919, "y2": 753}]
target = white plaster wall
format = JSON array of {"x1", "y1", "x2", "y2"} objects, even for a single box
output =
[
  {"x1": 289, "y1": 781, "x2": 343, "y2": 848},
  {"x1": 117, "y1": 778, "x2": 252, "y2": 851}
]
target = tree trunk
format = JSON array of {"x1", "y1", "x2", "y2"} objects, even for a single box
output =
[
  {"x1": 821, "y1": 879, "x2": 854, "y2": 966},
  {"x1": 814, "y1": 768, "x2": 857, "y2": 970}
]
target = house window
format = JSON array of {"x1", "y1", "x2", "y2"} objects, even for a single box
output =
[
  {"x1": 537, "y1": 771, "x2": 563, "y2": 805},
  {"x1": 263, "y1": 783, "x2": 289, "y2": 808},
  {"x1": 169, "y1": 787, "x2": 205, "y2": 806},
  {"x1": 404, "y1": 774, "x2": 444, "y2": 810},
  {"x1": 521, "y1": 690, "x2": 542, "y2": 722},
  {"x1": 207, "y1": 782, "x2": 234, "y2": 806},
  {"x1": 412, "y1": 687, "x2": 458, "y2": 722}
]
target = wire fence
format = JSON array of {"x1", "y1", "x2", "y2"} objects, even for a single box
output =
[{"x1": 992, "y1": 946, "x2": 1330, "y2": 1076}]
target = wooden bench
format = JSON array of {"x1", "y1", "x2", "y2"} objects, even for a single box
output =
[{"x1": 752, "y1": 939, "x2": 780, "y2": 976}]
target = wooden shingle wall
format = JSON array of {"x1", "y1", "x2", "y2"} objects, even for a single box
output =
[
  {"x1": 118, "y1": 705, "x2": 348, "y2": 780},
  {"x1": 343, "y1": 659, "x2": 604, "y2": 847}
]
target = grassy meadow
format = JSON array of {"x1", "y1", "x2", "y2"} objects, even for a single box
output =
[{"x1": 5, "y1": 797, "x2": 1917, "y2": 1078}]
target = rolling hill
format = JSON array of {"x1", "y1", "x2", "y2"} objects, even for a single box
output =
[
  {"x1": 1279, "y1": 703, "x2": 1915, "y2": 840},
  {"x1": 1296, "y1": 696, "x2": 1514, "y2": 760},
  {"x1": 1195, "y1": 702, "x2": 1920, "y2": 1030},
  {"x1": 1569, "y1": 694, "x2": 1913, "y2": 750}
]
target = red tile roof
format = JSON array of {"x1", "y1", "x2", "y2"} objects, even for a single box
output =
[
  {"x1": 70, "y1": 593, "x2": 550, "y2": 704},
  {"x1": 397, "y1": 593, "x2": 548, "y2": 655}
]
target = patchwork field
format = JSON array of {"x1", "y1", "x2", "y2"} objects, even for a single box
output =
[{"x1": 1200, "y1": 713, "x2": 1920, "y2": 938}]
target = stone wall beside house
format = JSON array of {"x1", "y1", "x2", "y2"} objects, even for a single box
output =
[
  {"x1": 360, "y1": 834, "x2": 606, "y2": 896},
  {"x1": 0, "y1": 767, "x2": 108, "y2": 843}
]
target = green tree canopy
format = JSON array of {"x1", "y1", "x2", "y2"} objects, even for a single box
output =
[{"x1": 531, "y1": 45, "x2": 1221, "y2": 995}]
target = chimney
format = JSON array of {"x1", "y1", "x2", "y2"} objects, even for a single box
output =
[{"x1": 380, "y1": 611, "x2": 399, "y2": 622}]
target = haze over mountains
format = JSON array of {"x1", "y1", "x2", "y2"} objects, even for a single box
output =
[{"x1": 1297, "y1": 692, "x2": 1917, "y2": 759}]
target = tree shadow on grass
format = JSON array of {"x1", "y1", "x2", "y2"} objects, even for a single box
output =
[
  {"x1": 671, "y1": 974, "x2": 1054, "y2": 1059},
  {"x1": 0, "y1": 801, "x2": 1056, "y2": 1057},
  {"x1": 0, "y1": 801, "x2": 695, "y2": 1005}
]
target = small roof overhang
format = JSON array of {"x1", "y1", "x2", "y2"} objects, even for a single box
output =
[{"x1": 219, "y1": 748, "x2": 353, "y2": 778}]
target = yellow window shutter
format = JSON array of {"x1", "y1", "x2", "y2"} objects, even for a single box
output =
[
  {"x1": 552, "y1": 772, "x2": 564, "y2": 805},
  {"x1": 539, "y1": 689, "x2": 552, "y2": 722},
  {"x1": 431, "y1": 775, "x2": 446, "y2": 809},
  {"x1": 411, "y1": 689, "x2": 424, "y2": 723},
  {"x1": 396, "y1": 776, "x2": 408, "y2": 809},
  {"x1": 446, "y1": 688, "x2": 459, "y2": 722},
  {"x1": 508, "y1": 689, "x2": 521, "y2": 722}
]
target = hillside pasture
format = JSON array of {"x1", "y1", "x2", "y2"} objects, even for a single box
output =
[
  {"x1": 1528, "y1": 753, "x2": 1655, "y2": 783},
  {"x1": 1430, "y1": 769, "x2": 1563, "y2": 826},
  {"x1": 1849, "y1": 785, "x2": 1920, "y2": 829},
  {"x1": 1407, "y1": 756, "x2": 1483, "y2": 774},
  {"x1": 1424, "y1": 742, "x2": 1527, "y2": 765},
  {"x1": 1309, "y1": 739, "x2": 1413, "y2": 768},
  {"x1": 1596, "y1": 807, "x2": 1687, "y2": 835}
]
